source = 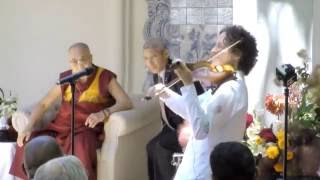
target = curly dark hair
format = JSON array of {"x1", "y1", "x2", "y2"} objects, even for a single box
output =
[{"x1": 220, "y1": 25, "x2": 258, "y2": 75}]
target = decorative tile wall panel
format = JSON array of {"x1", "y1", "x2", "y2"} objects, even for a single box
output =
[{"x1": 144, "y1": 0, "x2": 233, "y2": 61}]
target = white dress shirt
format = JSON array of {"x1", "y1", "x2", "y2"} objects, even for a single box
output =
[
  {"x1": 160, "y1": 71, "x2": 248, "y2": 180},
  {"x1": 157, "y1": 69, "x2": 176, "y2": 130}
]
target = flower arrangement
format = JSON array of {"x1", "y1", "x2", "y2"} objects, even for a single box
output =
[
  {"x1": 290, "y1": 64, "x2": 320, "y2": 136},
  {"x1": 0, "y1": 88, "x2": 18, "y2": 129},
  {"x1": 245, "y1": 110, "x2": 293, "y2": 175},
  {"x1": 245, "y1": 49, "x2": 320, "y2": 177}
]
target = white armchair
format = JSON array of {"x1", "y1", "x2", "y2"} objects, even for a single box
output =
[
  {"x1": 97, "y1": 95, "x2": 161, "y2": 180},
  {"x1": 12, "y1": 94, "x2": 162, "y2": 180}
]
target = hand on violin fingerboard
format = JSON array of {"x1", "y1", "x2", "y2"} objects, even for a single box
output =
[{"x1": 174, "y1": 62, "x2": 193, "y2": 86}]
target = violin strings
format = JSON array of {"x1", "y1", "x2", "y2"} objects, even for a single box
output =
[{"x1": 154, "y1": 39, "x2": 242, "y2": 97}]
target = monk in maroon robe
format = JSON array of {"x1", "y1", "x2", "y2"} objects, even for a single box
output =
[{"x1": 10, "y1": 42, "x2": 133, "y2": 180}]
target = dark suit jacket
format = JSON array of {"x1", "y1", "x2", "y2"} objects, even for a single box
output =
[{"x1": 152, "y1": 59, "x2": 204, "y2": 130}]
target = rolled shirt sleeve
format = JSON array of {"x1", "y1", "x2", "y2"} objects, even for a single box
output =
[{"x1": 161, "y1": 84, "x2": 210, "y2": 139}]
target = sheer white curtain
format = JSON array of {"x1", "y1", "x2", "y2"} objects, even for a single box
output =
[
  {"x1": 233, "y1": 0, "x2": 314, "y2": 124},
  {"x1": 313, "y1": 0, "x2": 320, "y2": 67}
]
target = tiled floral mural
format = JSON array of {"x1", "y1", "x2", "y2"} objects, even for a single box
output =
[{"x1": 144, "y1": 0, "x2": 233, "y2": 62}]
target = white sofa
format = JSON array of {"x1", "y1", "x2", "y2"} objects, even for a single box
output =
[{"x1": 12, "y1": 95, "x2": 162, "y2": 180}]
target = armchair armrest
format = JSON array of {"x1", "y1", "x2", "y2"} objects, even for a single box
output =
[
  {"x1": 98, "y1": 94, "x2": 162, "y2": 180},
  {"x1": 105, "y1": 95, "x2": 161, "y2": 137},
  {"x1": 11, "y1": 99, "x2": 61, "y2": 133}
]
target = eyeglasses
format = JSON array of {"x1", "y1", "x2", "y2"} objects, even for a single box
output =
[{"x1": 69, "y1": 58, "x2": 89, "y2": 65}]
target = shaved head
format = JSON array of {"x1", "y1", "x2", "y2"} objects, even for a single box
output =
[
  {"x1": 68, "y1": 42, "x2": 91, "y2": 54},
  {"x1": 67, "y1": 42, "x2": 93, "y2": 73}
]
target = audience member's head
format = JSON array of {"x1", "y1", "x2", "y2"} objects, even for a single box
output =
[
  {"x1": 210, "y1": 142, "x2": 256, "y2": 180},
  {"x1": 34, "y1": 155, "x2": 88, "y2": 180},
  {"x1": 143, "y1": 38, "x2": 169, "y2": 74},
  {"x1": 23, "y1": 135, "x2": 63, "y2": 179}
]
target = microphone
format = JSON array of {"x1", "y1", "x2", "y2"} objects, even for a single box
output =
[{"x1": 57, "y1": 67, "x2": 94, "y2": 85}]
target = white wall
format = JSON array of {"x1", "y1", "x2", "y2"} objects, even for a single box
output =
[
  {"x1": 0, "y1": 0, "x2": 147, "y2": 108},
  {"x1": 125, "y1": 0, "x2": 148, "y2": 94}
]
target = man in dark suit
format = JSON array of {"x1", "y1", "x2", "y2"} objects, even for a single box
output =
[{"x1": 143, "y1": 38, "x2": 204, "y2": 180}]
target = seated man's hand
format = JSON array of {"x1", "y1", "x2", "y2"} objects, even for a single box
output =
[
  {"x1": 17, "y1": 127, "x2": 32, "y2": 147},
  {"x1": 145, "y1": 83, "x2": 165, "y2": 98},
  {"x1": 174, "y1": 62, "x2": 193, "y2": 85},
  {"x1": 85, "y1": 111, "x2": 106, "y2": 128},
  {"x1": 177, "y1": 121, "x2": 192, "y2": 151}
]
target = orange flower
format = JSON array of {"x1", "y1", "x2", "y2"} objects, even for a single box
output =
[
  {"x1": 265, "y1": 94, "x2": 285, "y2": 115},
  {"x1": 274, "y1": 162, "x2": 283, "y2": 172}
]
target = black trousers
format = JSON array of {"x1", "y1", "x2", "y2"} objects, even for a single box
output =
[{"x1": 147, "y1": 125, "x2": 182, "y2": 180}]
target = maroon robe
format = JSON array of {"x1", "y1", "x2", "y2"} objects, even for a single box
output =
[{"x1": 10, "y1": 65, "x2": 116, "y2": 180}]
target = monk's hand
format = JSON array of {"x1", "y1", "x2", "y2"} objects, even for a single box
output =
[
  {"x1": 17, "y1": 126, "x2": 32, "y2": 147},
  {"x1": 85, "y1": 111, "x2": 106, "y2": 128},
  {"x1": 174, "y1": 62, "x2": 193, "y2": 85}
]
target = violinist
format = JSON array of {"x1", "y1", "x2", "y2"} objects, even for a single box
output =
[
  {"x1": 143, "y1": 38, "x2": 204, "y2": 180},
  {"x1": 157, "y1": 25, "x2": 258, "y2": 180}
]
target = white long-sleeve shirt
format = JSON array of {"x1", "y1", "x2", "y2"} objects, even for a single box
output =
[{"x1": 160, "y1": 71, "x2": 248, "y2": 180}]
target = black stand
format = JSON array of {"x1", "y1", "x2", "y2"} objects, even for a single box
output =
[
  {"x1": 275, "y1": 63, "x2": 297, "y2": 180},
  {"x1": 70, "y1": 82, "x2": 76, "y2": 155},
  {"x1": 283, "y1": 85, "x2": 289, "y2": 180},
  {"x1": 57, "y1": 67, "x2": 94, "y2": 155}
]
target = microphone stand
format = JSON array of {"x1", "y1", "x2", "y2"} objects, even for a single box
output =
[
  {"x1": 57, "y1": 67, "x2": 94, "y2": 155},
  {"x1": 276, "y1": 64, "x2": 296, "y2": 180},
  {"x1": 70, "y1": 81, "x2": 76, "y2": 155},
  {"x1": 283, "y1": 82, "x2": 289, "y2": 180}
]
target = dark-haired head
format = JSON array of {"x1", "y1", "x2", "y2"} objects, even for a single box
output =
[
  {"x1": 210, "y1": 141, "x2": 256, "y2": 180},
  {"x1": 23, "y1": 136, "x2": 63, "y2": 179},
  {"x1": 219, "y1": 25, "x2": 258, "y2": 75}
]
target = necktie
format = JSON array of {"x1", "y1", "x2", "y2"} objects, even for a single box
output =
[
  {"x1": 158, "y1": 75, "x2": 174, "y2": 130},
  {"x1": 158, "y1": 76, "x2": 163, "y2": 84}
]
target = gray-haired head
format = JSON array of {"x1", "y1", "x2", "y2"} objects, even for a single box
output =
[
  {"x1": 143, "y1": 38, "x2": 168, "y2": 51},
  {"x1": 34, "y1": 155, "x2": 88, "y2": 180},
  {"x1": 23, "y1": 136, "x2": 64, "y2": 179},
  {"x1": 68, "y1": 42, "x2": 91, "y2": 53}
]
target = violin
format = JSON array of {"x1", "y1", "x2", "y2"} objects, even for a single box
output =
[
  {"x1": 144, "y1": 40, "x2": 241, "y2": 99},
  {"x1": 169, "y1": 61, "x2": 235, "y2": 84}
]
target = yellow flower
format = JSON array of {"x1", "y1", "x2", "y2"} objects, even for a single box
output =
[
  {"x1": 287, "y1": 151, "x2": 294, "y2": 160},
  {"x1": 274, "y1": 162, "x2": 283, "y2": 172},
  {"x1": 276, "y1": 129, "x2": 284, "y2": 140},
  {"x1": 278, "y1": 138, "x2": 284, "y2": 150},
  {"x1": 255, "y1": 137, "x2": 264, "y2": 145},
  {"x1": 266, "y1": 146, "x2": 279, "y2": 159}
]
